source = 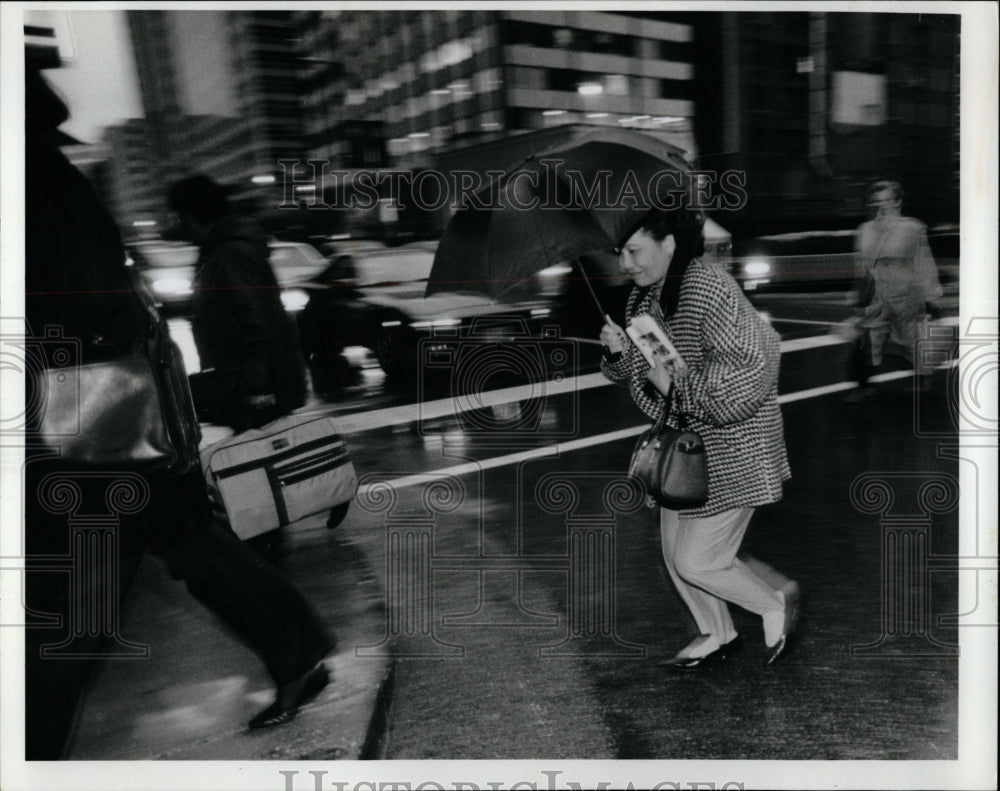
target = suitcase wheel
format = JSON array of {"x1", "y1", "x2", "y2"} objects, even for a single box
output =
[{"x1": 327, "y1": 502, "x2": 350, "y2": 530}]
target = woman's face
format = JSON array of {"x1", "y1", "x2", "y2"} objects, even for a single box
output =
[
  {"x1": 619, "y1": 228, "x2": 677, "y2": 287},
  {"x1": 869, "y1": 189, "x2": 902, "y2": 221}
]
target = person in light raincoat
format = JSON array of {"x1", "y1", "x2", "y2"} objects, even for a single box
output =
[{"x1": 845, "y1": 180, "x2": 943, "y2": 402}]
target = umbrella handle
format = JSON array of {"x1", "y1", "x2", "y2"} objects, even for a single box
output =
[{"x1": 575, "y1": 258, "x2": 608, "y2": 322}]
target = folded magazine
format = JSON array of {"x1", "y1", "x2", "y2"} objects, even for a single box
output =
[{"x1": 626, "y1": 313, "x2": 685, "y2": 368}]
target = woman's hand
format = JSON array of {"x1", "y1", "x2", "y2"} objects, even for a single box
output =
[{"x1": 600, "y1": 316, "x2": 628, "y2": 355}]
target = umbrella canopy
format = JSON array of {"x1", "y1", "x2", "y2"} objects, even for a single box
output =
[{"x1": 427, "y1": 127, "x2": 691, "y2": 305}]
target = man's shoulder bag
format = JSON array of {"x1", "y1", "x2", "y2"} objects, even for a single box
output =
[{"x1": 34, "y1": 269, "x2": 201, "y2": 475}]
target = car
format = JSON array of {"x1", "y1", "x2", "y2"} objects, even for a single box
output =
[
  {"x1": 314, "y1": 235, "x2": 389, "y2": 260},
  {"x1": 127, "y1": 239, "x2": 329, "y2": 316},
  {"x1": 266, "y1": 240, "x2": 334, "y2": 313},
  {"x1": 729, "y1": 225, "x2": 960, "y2": 294},
  {"x1": 296, "y1": 245, "x2": 565, "y2": 380},
  {"x1": 126, "y1": 241, "x2": 199, "y2": 315},
  {"x1": 729, "y1": 230, "x2": 858, "y2": 293}
]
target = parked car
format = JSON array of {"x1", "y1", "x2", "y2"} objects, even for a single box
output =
[
  {"x1": 296, "y1": 245, "x2": 564, "y2": 379},
  {"x1": 127, "y1": 239, "x2": 328, "y2": 316}
]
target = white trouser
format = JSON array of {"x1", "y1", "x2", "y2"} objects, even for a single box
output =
[{"x1": 660, "y1": 507, "x2": 789, "y2": 644}]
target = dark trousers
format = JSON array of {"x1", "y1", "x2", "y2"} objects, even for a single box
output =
[
  {"x1": 23, "y1": 459, "x2": 333, "y2": 760},
  {"x1": 850, "y1": 330, "x2": 879, "y2": 387}
]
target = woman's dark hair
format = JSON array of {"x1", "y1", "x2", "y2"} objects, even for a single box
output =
[
  {"x1": 167, "y1": 174, "x2": 233, "y2": 224},
  {"x1": 633, "y1": 206, "x2": 706, "y2": 317}
]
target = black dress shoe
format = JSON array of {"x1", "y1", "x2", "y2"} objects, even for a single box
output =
[
  {"x1": 666, "y1": 635, "x2": 743, "y2": 671},
  {"x1": 248, "y1": 663, "x2": 330, "y2": 730}
]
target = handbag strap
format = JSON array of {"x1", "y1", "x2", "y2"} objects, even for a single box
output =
[
  {"x1": 656, "y1": 381, "x2": 696, "y2": 430},
  {"x1": 653, "y1": 389, "x2": 696, "y2": 432}
]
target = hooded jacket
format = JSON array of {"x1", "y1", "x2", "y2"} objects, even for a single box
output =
[{"x1": 190, "y1": 216, "x2": 306, "y2": 427}]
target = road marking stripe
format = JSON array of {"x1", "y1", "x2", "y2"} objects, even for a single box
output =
[
  {"x1": 312, "y1": 332, "x2": 853, "y2": 433},
  {"x1": 770, "y1": 317, "x2": 844, "y2": 327},
  {"x1": 779, "y1": 334, "x2": 845, "y2": 352},
  {"x1": 327, "y1": 372, "x2": 612, "y2": 434},
  {"x1": 354, "y1": 365, "x2": 953, "y2": 496}
]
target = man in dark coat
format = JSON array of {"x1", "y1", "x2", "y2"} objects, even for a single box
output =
[
  {"x1": 24, "y1": 70, "x2": 333, "y2": 758},
  {"x1": 167, "y1": 175, "x2": 307, "y2": 431}
]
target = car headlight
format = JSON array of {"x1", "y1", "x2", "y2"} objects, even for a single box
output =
[
  {"x1": 150, "y1": 277, "x2": 193, "y2": 296},
  {"x1": 410, "y1": 318, "x2": 461, "y2": 329},
  {"x1": 743, "y1": 258, "x2": 772, "y2": 278},
  {"x1": 280, "y1": 288, "x2": 310, "y2": 313}
]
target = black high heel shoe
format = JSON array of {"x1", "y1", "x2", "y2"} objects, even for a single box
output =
[
  {"x1": 665, "y1": 634, "x2": 743, "y2": 671},
  {"x1": 764, "y1": 583, "x2": 801, "y2": 667}
]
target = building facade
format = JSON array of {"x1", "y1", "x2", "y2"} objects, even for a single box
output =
[
  {"x1": 100, "y1": 119, "x2": 162, "y2": 234},
  {"x1": 291, "y1": 9, "x2": 957, "y2": 236},
  {"x1": 24, "y1": 9, "x2": 73, "y2": 70},
  {"x1": 110, "y1": 9, "x2": 960, "y2": 239},
  {"x1": 126, "y1": 9, "x2": 308, "y2": 218},
  {"x1": 293, "y1": 9, "x2": 699, "y2": 170},
  {"x1": 691, "y1": 11, "x2": 960, "y2": 234}
]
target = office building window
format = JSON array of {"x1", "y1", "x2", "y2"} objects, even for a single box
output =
[
  {"x1": 605, "y1": 74, "x2": 630, "y2": 96},
  {"x1": 473, "y1": 67, "x2": 503, "y2": 93},
  {"x1": 510, "y1": 66, "x2": 548, "y2": 90},
  {"x1": 658, "y1": 39, "x2": 693, "y2": 63},
  {"x1": 584, "y1": 29, "x2": 633, "y2": 57},
  {"x1": 553, "y1": 28, "x2": 574, "y2": 48},
  {"x1": 658, "y1": 78, "x2": 694, "y2": 100},
  {"x1": 502, "y1": 19, "x2": 551, "y2": 48}
]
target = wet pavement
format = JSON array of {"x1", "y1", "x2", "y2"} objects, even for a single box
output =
[
  {"x1": 367, "y1": 370, "x2": 961, "y2": 761},
  {"x1": 59, "y1": 292, "x2": 970, "y2": 765},
  {"x1": 66, "y1": 511, "x2": 392, "y2": 760}
]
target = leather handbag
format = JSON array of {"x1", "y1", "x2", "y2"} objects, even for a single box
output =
[
  {"x1": 35, "y1": 272, "x2": 201, "y2": 475},
  {"x1": 628, "y1": 411, "x2": 708, "y2": 509}
]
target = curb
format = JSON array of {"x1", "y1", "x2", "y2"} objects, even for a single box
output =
[{"x1": 360, "y1": 659, "x2": 396, "y2": 760}]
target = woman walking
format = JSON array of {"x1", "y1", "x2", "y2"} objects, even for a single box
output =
[
  {"x1": 845, "y1": 180, "x2": 943, "y2": 402},
  {"x1": 599, "y1": 207, "x2": 799, "y2": 668}
]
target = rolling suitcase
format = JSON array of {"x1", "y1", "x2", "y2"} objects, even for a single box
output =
[{"x1": 200, "y1": 413, "x2": 357, "y2": 540}]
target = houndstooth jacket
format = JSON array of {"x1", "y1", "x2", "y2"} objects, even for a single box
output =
[{"x1": 602, "y1": 259, "x2": 791, "y2": 517}]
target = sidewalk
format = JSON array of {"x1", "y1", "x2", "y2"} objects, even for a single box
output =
[{"x1": 65, "y1": 509, "x2": 392, "y2": 761}]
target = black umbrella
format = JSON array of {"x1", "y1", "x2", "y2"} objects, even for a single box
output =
[{"x1": 426, "y1": 126, "x2": 692, "y2": 320}]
